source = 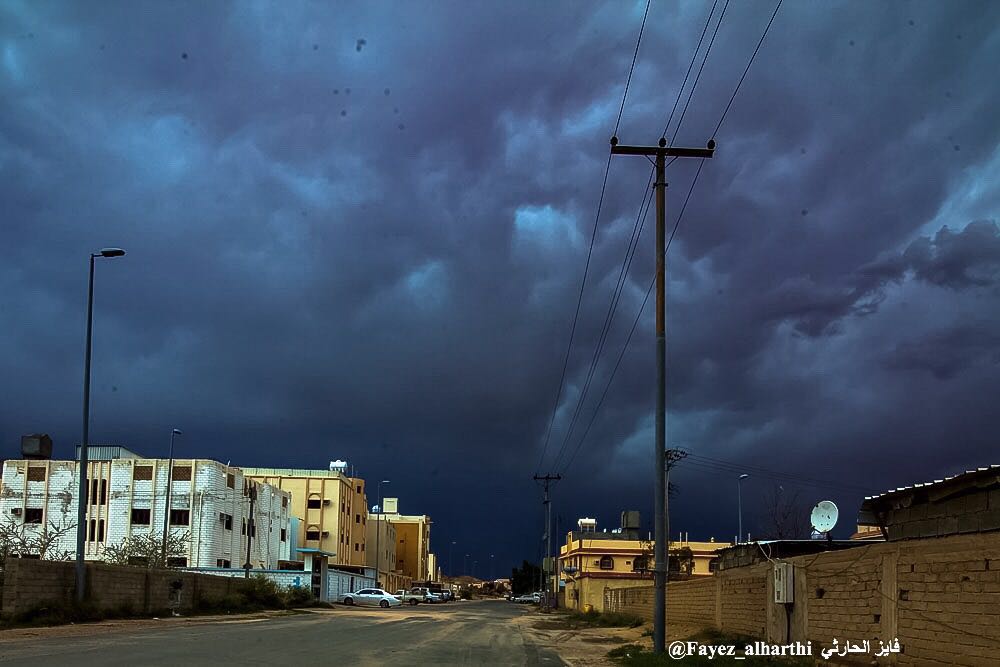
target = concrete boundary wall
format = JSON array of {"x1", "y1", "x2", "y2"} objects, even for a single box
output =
[
  {"x1": 604, "y1": 532, "x2": 1000, "y2": 665},
  {"x1": 1, "y1": 558, "x2": 260, "y2": 618}
]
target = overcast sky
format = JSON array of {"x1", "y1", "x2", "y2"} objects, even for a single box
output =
[{"x1": 2, "y1": 1, "x2": 999, "y2": 576}]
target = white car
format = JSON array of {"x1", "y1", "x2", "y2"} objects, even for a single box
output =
[{"x1": 339, "y1": 588, "x2": 402, "y2": 608}]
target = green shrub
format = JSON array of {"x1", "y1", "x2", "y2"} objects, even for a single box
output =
[
  {"x1": 283, "y1": 585, "x2": 314, "y2": 607},
  {"x1": 240, "y1": 575, "x2": 284, "y2": 608}
]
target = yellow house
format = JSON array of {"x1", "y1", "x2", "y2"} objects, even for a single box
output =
[
  {"x1": 371, "y1": 498, "x2": 432, "y2": 581},
  {"x1": 243, "y1": 462, "x2": 368, "y2": 568},
  {"x1": 559, "y1": 517, "x2": 727, "y2": 612},
  {"x1": 365, "y1": 510, "x2": 411, "y2": 592}
]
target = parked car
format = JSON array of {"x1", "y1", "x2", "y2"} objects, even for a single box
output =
[
  {"x1": 338, "y1": 588, "x2": 402, "y2": 608},
  {"x1": 513, "y1": 593, "x2": 536, "y2": 604},
  {"x1": 395, "y1": 589, "x2": 424, "y2": 605},
  {"x1": 410, "y1": 586, "x2": 442, "y2": 603}
]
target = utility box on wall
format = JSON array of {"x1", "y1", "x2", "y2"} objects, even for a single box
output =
[{"x1": 773, "y1": 562, "x2": 794, "y2": 603}]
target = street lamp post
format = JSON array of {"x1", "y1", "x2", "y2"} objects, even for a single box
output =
[
  {"x1": 490, "y1": 554, "x2": 495, "y2": 582},
  {"x1": 738, "y1": 474, "x2": 749, "y2": 543},
  {"x1": 76, "y1": 247, "x2": 125, "y2": 603},
  {"x1": 449, "y1": 541, "x2": 455, "y2": 579},
  {"x1": 161, "y1": 428, "x2": 183, "y2": 565},
  {"x1": 375, "y1": 480, "x2": 390, "y2": 587}
]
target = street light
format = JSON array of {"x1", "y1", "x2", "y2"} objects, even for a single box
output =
[
  {"x1": 76, "y1": 247, "x2": 126, "y2": 602},
  {"x1": 375, "y1": 480, "x2": 390, "y2": 587},
  {"x1": 490, "y1": 553, "x2": 495, "y2": 581},
  {"x1": 738, "y1": 474, "x2": 750, "y2": 544},
  {"x1": 161, "y1": 428, "x2": 183, "y2": 565}
]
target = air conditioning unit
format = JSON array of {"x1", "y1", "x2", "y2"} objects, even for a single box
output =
[
  {"x1": 774, "y1": 562, "x2": 794, "y2": 604},
  {"x1": 11, "y1": 507, "x2": 22, "y2": 516}
]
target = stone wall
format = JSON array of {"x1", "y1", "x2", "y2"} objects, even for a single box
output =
[
  {"x1": 604, "y1": 532, "x2": 1000, "y2": 665},
  {"x1": 1, "y1": 558, "x2": 257, "y2": 618}
]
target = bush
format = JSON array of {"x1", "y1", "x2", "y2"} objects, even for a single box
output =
[
  {"x1": 564, "y1": 609, "x2": 644, "y2": 628},
  {"x1": 240, "y1": 575, "x2": 285, "y2": 608},
  {"x1": 283, "y1": 585, "x2": 314, "y2": 607}
]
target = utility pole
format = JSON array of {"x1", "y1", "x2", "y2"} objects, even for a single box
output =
[
  {"x1": 610, "y1": 136, "x2": 714, "y2": 654},
  {"x1": 244, "y1": 481, "x2": 257, "y2": 579},
  {"x1": 161, "y1": 428, "x2": 182, "y2": 566},
  {"x1": 533, "y1": 473, "x2": 561, "y2": 608}
]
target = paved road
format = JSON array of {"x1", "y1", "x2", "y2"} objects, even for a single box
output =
[{"x1": 0, "y1": 600, "x2": 564, "y2": 666}]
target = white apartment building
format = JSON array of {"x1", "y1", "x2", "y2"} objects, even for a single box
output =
[{"x1": 0, "y1": 450, "x2": 292, "y2": 569}]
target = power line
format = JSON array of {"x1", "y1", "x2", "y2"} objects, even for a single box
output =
[
  {"x1": 559, "y1": 160, "x2": 707, "y2": 475},
  {"x1": 713, "y1": 0, "x2": 784, "y2": 137},
  {"x1": 661, "y1": 0, "x2": 720, "y2": 140},
  {"x1": 556, "y1": 0, "x2": 785, "y2": 476},
  {"x1": 669, "y1": 0, "x2": 731, "y2": 146},
  {"x1": 535, "y1": 0, "x2": 654, "y2": 474}
]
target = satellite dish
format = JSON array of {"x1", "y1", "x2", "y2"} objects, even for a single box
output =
[{"x1": 810, "y1": 500, "x2": 839, "y2": 534}]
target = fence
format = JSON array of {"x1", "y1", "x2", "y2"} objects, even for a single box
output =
[{"x1": 603, "y1": 532, "x2": 1000, "y2": 665}]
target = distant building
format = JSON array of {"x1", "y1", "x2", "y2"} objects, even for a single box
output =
[
  {"x1": 371, "y1": 498, "x2": 432, "y2": 582},
  {"x1": 558, "y1": 514, "x2": 727, "y2": 612},
  {"x1": 242, "y1": 463, "x2": 369, "y2": 568},
  {"x1": 0, "y1": 454, "x2": 291, "y2": 569},
  {"x1": 365, "y1": 509, "x2": 409, "y2": 592},
  {"x1": 427, "y1": 552, "x2": 438, "y2": 582}
]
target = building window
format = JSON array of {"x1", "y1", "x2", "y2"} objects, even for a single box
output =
[
  {"x1": 632, "y1": 556, "x2": 649, "y2": 572},
  {"x1": 167, "y1": 557, "x2": 187, "y2": 567},
  {"x1": 307, "y1": 496, "x2": 321, "y2": 509},
  {"x1": 24, "y1": 508, "x2": 43, "y2": 524},
  {"x1": 26, "y1": 467, "x2": 46, "y2": 482},
  {"x1": 280, "y1": 528, "x2": 287, "y2": 542},
  {"x1": 220, "y1": 513, "x2": 233, "y2": 530},
  {"x1": 306, "y1": 529, "x2": 321, "y2": 541},
  {"x1": 355, "y1": 543, "x2": 359, "y2": 552},
  {"x1": 169, "y1": 509, "x2": 190, "y2": 525},
  {"x1": 133, "y1": 465, "x2": 153, "y2": 481},
  {"x1": 708, "y1": 558, "x2": 719, "y2": 573},
  {"x1": 241, "y1": 518, "x2": 247, "y2": 535},
  {"x1": 356, "y1": 485, "x2": 361, "y2": 493},
  {"x1": 172, "y1": 466, "x2": 192, "y2": 482},
  {"x1": 599, "y1": 556, "x2": 614, "y2": 570},
  {"x1": 216, "y1": 559, "x2": 231, "y2": 568},
  {"x1": 88, "y1": 519, "x2": 97, "y2": 541},
  {"x1": 131, "y1": 508, "x2": 151, "y2": 525},
  {"x1": 355, "y1": 514, "x2": 360, "y2": 524},
  {"x1": 99, "y1": 479, "x2": 108, "y2": 505},
  {"x1": 282, "y1": 496, "x2": 288, "y2": 509},
  {"x1": 226, "y1": 473, "x2": 235, "y2": 489},
  {"x1": 98, "y1": 519, "x2": 105, "y2": 542},
  {"x1": 90, "y1": 479, "x2": 99, "y2": 505}
]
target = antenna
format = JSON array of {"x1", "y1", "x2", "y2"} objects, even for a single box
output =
[{"x1": 810, "y1": 500, "x2": 839, "y2": 536}]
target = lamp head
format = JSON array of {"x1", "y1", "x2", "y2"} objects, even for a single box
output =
[
  {"x1": 99, "y1": 248, "x2": 126, "y2": 258},
  {"x1": 172, "y1": 428, "x2": 183, "y2": 435},
  {"x1": 739, "y1": 474, "x2": 749, "y2": 480}
]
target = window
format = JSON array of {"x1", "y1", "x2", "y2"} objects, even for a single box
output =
[
  {"x1": 90, "y1": 479, "x2": 99, "y2": 505},
  {"x1": 169, "y1": 509, "x2": 190, "y2": 525},
  {"x1": 24, "y1": 508, "x2": 43, "y2": 524},
  {"x1": 708, "y1": 558, "x2": 719, "y2": 573},
  {"x1": 98, "y1": 519, "x2": 105, "y2": 542},
  {"x1": 307, "y1": 496, "x2": 321, "y2": 509},
  {"x1": 599, "y1": 555, "x2": 614, "y2": 570},
  {"x1": 26, "y1": 467, "x2": 46, "y2": 482},
  {"x1": 632, "y1": 556, "x2": 649, "y2": 572},
  {"x1": 88, "y1": 519, "x2": 97, "y2": 541},
  {"x1": 356, "y1": 485, "x2": 362, "y2": 493},
  {"x1": 281, "y1": 496, "x2": 288, "y2": 509},
  {"x1": 220, "y1": 513, "x2": 233, "y2": 530},
  {"x1": 216, "y1": 559, "x2": 231, "y2": 568},
  {"x1": 131, "y1": 508, "x2": 151, "y2": 525},
  {"x1": 354, "y1": 543, "x2": 359, "y2": 552},
  {"x1": 172, "y1": 466, "x2": 192, "y2": 481},
  {"x1": 280, "y1": 528, "x2": 287, "y2": 542},
  {"x1": 241, "y1": 519, "x2": 247, "y2": 535},
  {"x1": 305, "y1": 529, "x2": 321, "y2": 541},
  {"x1": 226, "y1": 473, "x2": 235, "y2": 489},
  {"x1": 133, "y1": 465, "x2": 153, "y2": 481},
  {"x1": 99, "y1": 479, "x2": 108, "y2": 505},
  {"x1": 355, "y1": 514, "x2": 360, "y2": 524},
  {"x1": 166, "y1": 557, "x2": 187, "y2": 567}
]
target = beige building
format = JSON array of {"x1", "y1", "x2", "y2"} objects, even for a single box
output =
[
  {"x1": 371, "y1": 498, "x2": 431, "y2": 581},
  {"x1": 365, "y1": 510, "x2": 410, "y2": 592},
  {"x1": 559, "y1": 517, "x2": 727, "y2": 612},
  {"x1": 243, "y1": 462, "x2": 367, "y2": 568}
]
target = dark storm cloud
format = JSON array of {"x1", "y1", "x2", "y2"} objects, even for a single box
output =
[{"x1": 1, "y1": 0, "x2": 999, "y2": 568}]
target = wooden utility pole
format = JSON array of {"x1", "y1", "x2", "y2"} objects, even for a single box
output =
[
  {"x1": 610, "y1": 136, "x2": 714, "y2": 654},
  {"x1": 533, "y1": 473, "x2": 561, "y2": 608}
]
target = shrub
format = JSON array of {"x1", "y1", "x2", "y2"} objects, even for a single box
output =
[
  {"x1": 240, "y1": 575, "x2": 284, "y2": 608},
  {"x1": 283, "y1": 585, "x2": 314, "y2": 607}
]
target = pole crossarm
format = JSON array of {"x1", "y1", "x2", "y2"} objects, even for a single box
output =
[{"x1": 610, "y1": 142, "x2": 715, "y2": 159}]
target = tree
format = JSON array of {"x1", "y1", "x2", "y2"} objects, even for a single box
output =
[
  {"x1": 102, "y1": 531, "x2": 190, "y2": 569},
  {"x1": 510, "y1": 560, "x2": 541, "y2": 595},
  {"x1": 0, "y1": 517, "x2": 75, "y2": 562},
  {"x1": 760, "y1": 484, "x2": 810, "y2": 540}
]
